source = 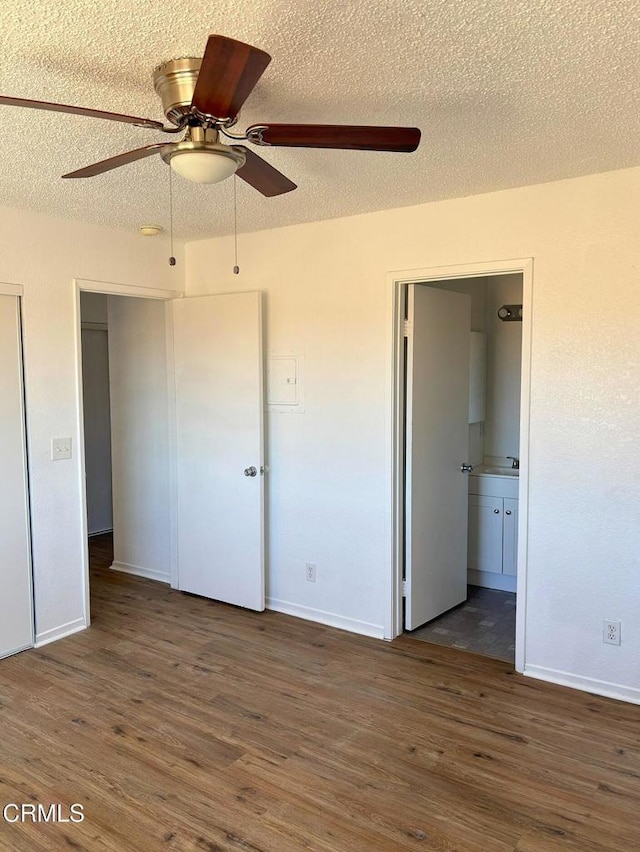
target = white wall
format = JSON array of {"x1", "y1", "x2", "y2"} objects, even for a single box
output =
[
  {"x1": 0, "y1": 204, "x2": 182, "y2": 645},
  {"x1": 107, "y1": 296, "x2": 171, "y2": 583},
  {"x1": 185, "y1": 165, "x2": 640, "y2": 703},
  {"x1": 484, "y1": 274, "x2": 523, "y2": 460}
]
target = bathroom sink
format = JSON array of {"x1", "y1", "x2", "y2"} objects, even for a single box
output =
[{"x1": 480, "y1": 466, "x2": 519, "y2": 477}]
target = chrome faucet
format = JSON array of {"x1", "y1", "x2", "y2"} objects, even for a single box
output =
[{"x1": 506, "y1": 456, "x2": 519, "y2": 469}]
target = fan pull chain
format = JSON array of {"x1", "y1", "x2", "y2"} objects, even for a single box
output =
[
  {"x1": 168, "y1": 167, "x2": 176, "y2": 266},
  {"x1": 233, "y1": 175, "x2": 240, "y2": 275}
]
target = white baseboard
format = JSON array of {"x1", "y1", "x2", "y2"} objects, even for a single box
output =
[
  {"x1": 110, "y1": 561, "x2": 170, "y2": 584},
  {"x1": 468, "y1": 570, "x2": 517, "y2": 592},
  {"x1": 267, "y1": 597, "x2": 384, "y2": 639},
  {"x1": 1, "y1": 641, "x2": 34, "y2": 660},
  {"x1": 35, "y1": 617, "x2": 86, "y2": 648},
  {"x1": 524, "y1": 664, "x2": 640, "y2": 706}
]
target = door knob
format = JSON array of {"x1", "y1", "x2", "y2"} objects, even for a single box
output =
[
  {"x1": 505, "y1": 509, "x2": 512, "y2": 515},
  {"x1": 460, "y1": 463, "x2": 474, "y2": 473},
  {"x1": 244, "y1": 466, "x2": 257, "y2": 477},
  {"x1": 493, "y1": 508, "x2": 500, "y2": 514}
]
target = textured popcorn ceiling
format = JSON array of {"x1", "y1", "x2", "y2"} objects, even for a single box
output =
[{"x1": 0, "y1": 0, "x2": 638, "y2": 240}]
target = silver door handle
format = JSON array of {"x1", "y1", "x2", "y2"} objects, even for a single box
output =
[
  {"x1": 244, "y1": 466, "x2": 257, "y2": 477},
  {"x1": 493, "y1": 508, "x2": 500, "y2": 514},
  {"x1": 460, "y1": 463, "x2": 474, "y2": 473},
  {"x1": 505, "y1": 510, "x2": 512, "y2": 515}
]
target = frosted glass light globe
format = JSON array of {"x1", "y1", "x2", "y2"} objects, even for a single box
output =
[{"x1": 170, "y1": 150, "x2": 239, "y2": 184}]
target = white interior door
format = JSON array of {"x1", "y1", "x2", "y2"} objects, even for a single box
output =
[
  {"x1": 405, "y1": 285, "x2": 471, "y2": 629},
  {"x1": 0, "y1": 294, "x2": 34, "y2": 657},
  {"x1": 172, "y1": 291, "x2": 265, "y2": 610},
  {"x1": 81, "y1": 328, "x2": 113, "y2": 535}
]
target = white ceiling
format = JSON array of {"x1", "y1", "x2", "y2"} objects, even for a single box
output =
[{"x1": 0, "y1": 0, "x2": 638, "y2": 240}]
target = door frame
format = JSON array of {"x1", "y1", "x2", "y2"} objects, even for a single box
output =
[
  {"x1": 384, "y1": 259, "x2": 533, "y2": 673},
  {"x1": 73, "y1": 278, "x2": 182, "y2": 628}
]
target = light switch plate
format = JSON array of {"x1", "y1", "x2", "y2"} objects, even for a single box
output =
[{"x1": 51, "y1": 437, "x2": 72, "y2": 460}]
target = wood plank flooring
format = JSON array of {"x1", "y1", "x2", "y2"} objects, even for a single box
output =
[{"x1": 0, "y1": 534, "x2": 638, "y2": 851}]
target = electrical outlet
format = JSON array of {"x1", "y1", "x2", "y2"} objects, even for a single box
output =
[
  {"x1": 603, "y1": 619, "x2": 621, "y2": 646},
  {"x1": 51, "y1": 437, "x2": 72, "y2": 461},
  {"x1": 305, "y1": 562, "x2": 316, "y2": 583}
]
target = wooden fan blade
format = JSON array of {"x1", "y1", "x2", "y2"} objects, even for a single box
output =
[
  {"x1": 191, "y1": 35, "x2": 271, "y2": 120},
  {"x1": 0, "y1": 95, "x2": 164, "y2": 129},
  {"x1": 247, "y1": 123, "x2": 421, "y2": 152},
  {"x1": 235, "y1": 147, "x2": 296, "y2": 197},
  {"x1": 62, "y1": 144, "x2": 171, "y2": 178}
]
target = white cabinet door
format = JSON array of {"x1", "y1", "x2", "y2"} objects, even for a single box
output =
[
  {"x1": 502, "y1": 498, "x2": 518, "y2": 576},
  {"x1": 468, "y1": 495, "x2": 503, "y2": 574},
  {"x1": 172, "y1": 292, "x2": 265, "y2": 611},
  {"x1": 405, "y1": 286, "x2": 470, "y2": 629},
  {"x1": 0, "y1": 295, "x2": 33, "y2": 658}
]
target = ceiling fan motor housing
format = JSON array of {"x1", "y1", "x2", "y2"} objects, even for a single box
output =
[{"x1": 153, "y1": 57, "x2": 202, "y2": 125}]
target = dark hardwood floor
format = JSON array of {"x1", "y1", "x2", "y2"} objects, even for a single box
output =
[{"x1": 0, "y1": 533, "x2": 638, "y2": 850}]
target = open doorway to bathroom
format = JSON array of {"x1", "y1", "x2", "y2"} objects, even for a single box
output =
[{"x1": 400, "y1": 270, "x2": 525, "y2": 663}]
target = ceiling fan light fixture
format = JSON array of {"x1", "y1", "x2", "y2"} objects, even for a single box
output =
[
  {"x1": 161, "y1": 142, "x2": 246, "y2": 185},
  {"x1": 139, "y1": 224, "x2": 162, "y2": 236},
  {"x1": 170, "y1": 150, "x2": 237, "y2": 184}
]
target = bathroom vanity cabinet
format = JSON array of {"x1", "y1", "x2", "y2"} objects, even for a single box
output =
[{"x1": 468, "y1": 471, "x2": 518, "y2": 592}]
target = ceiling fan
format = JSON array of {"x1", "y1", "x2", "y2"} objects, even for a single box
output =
[{"x1": 0, "y1": 34, "x2": 421, "y2": 197}]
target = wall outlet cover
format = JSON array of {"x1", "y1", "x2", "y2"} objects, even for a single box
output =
[{"x1": 603, "y1": 619, "x2": 621, "y2": 646}]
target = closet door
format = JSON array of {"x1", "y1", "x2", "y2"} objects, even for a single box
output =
[{"x1": 0, "y1": 294, "x2": 34, "y2": 658}]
